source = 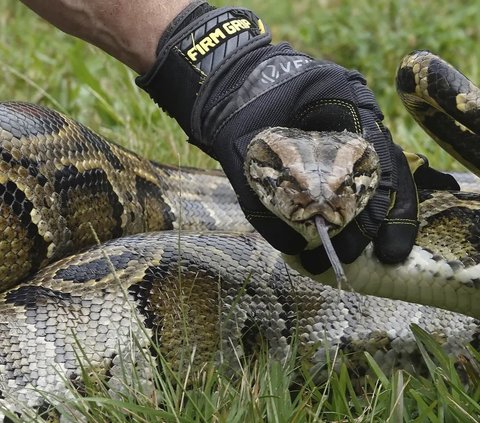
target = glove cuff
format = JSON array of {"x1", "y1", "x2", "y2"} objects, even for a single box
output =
[{"x1": 135, "y1": 1, "x2": 271, "y2": 137}]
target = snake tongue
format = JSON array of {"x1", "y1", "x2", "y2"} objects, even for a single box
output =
[{"x1": 315, "y1": 215, "x2": 347, "y2": 287}]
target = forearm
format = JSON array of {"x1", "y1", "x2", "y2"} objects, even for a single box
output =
[{"x1": 19, "y1": 0, "x2": 192, "y2": 74}]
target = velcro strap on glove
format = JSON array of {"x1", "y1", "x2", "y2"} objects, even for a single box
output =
[{"x1": 136, "y1": 1, "x2": 271, "y2": 136}]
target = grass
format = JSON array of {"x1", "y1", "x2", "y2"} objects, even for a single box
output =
[
  {"x1": 1, "y1": 0, "x2": 480, "y2": 421},
  {"x1": 3, "y1": 323, "x2": 480, "y2": 422}
]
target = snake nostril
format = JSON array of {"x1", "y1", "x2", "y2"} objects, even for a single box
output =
[{"x1": 265, "y1": 176, "x2": 277, "y2": 188}]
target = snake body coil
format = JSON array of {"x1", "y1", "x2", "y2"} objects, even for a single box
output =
[
  {"x1": 0, "y1": 102, "x2": 252, "y2": 289},
  {"x1": 0, "y1": 51, "x2": 480, "y2": 419}
]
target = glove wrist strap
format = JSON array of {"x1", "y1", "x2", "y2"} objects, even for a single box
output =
[{"x1": 136, "y1": 2, "x2": 271, "y2": 136}]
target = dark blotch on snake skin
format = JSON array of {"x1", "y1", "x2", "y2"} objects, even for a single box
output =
[
  {"x1": 128, "y1": 266, "x2": 161, "y2": 330},
  {"x1": 135, "y1": 176, "x2": 174, "y2": 230},
  {"x1": 452, "y1": 191, "x2": 480, "y2": 201},
  {"x1": 0, "y1": 180, "x2": 48, "y2": 274},
  {"x1": 5, "y1": 286, "x2": 72, "y2": 307},
  {"x1": 396, "y1": 66, "x2": 417, "y2": 94},
  {"x1": 418, "y1": 190, "x2": 435, "y2": 202},
  {"x1": 0, "y1": 148, "x2": 48, "y2": 186},
  {"x1": 53, "y1": 165, "x2": 124, "y2": 238},
  {"x1": 54, "y1": 251, "x2": 134, "y2": 283}
]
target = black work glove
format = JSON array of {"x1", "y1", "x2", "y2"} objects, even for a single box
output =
[{"x1": 136, "y1": 1, "x2": 458, "y2": 273}]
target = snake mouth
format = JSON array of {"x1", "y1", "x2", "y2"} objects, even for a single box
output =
[
  {"x1": 287, "y1": 199, "x2": 344, "y2": 233},
  {"x1": 277, "y1": 170, "x2": 376, "y2": 234},
  {"x1": 257, "y1": 171, "x2": 349, "y2": 232}
]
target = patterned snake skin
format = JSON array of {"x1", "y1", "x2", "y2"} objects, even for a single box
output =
[{"x1": 0, "y1": 51, "x2": 480, "y2": 419}]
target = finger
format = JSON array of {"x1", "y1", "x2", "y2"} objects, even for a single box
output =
[
  {"x1": 373, "y1": 146, "x2": 419, "y2": 263},
  {"x1": 247, "y1": 211, "x2": 308, "y2": 254},
  {"x1": 413, "y1": 163, "x2": 460, "y2": 190}
]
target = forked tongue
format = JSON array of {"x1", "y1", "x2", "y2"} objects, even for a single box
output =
[{"x1": 314, "y1": 215, "x2": 347, "y2": 288}]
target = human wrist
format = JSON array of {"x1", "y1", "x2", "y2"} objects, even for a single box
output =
[
  {"x1": 135, "y1": 1, "x2": 271, "y2": 140},
  {"x1": 20, "y1": 0, "x2": 192, "y2": 74}
]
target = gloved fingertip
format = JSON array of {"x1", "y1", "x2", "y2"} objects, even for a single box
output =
[
  {"x1": 298, "y1": 222, "x2": 371, "y2": 274},
  {"x1": 249, "y1": 216, "x2": 307, "y2": 254},
  {"x1": 373, "y1": 221, "x2": 418, "y2": 264},
  {"x1": 273, "y1": 234, "x2": 308, "y2": 255},
  {"x1": 331, "y1": 222, "x2": 371, "y2": 264},
  {"x1": 299, "y1": 247, "x2": 332, "y2": 275},
  {"x1": 414, "y1": 165, "x2": 460, "y2": 191}
]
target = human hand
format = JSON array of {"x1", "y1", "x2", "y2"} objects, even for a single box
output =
[{"x1": 136, "y1": 1, "x2": 456, "y2": 272}]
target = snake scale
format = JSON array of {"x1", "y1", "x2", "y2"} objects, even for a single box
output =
[{"x1": 0, "y1": 50, "x2": 480, "y2": 420}]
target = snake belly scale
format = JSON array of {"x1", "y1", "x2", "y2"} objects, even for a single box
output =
[{"x1": 0, "y1": 51, "x2": 479, "y2": 419}]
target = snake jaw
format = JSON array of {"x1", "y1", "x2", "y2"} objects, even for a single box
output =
[{"x1": 245, "y1": 127, "x2": 380, "y2": 247}]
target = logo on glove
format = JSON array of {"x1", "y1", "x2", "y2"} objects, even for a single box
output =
[
  {"x1": 260, "y1": 57, "x2": 312, "y2": 84},
  {"x1": 185, "y1": 18, "x2": 264, "y2": 63}
]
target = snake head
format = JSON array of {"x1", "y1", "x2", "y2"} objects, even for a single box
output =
[{"x1": 245, "y1": 127, "x2": 380, "y2": 246}]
